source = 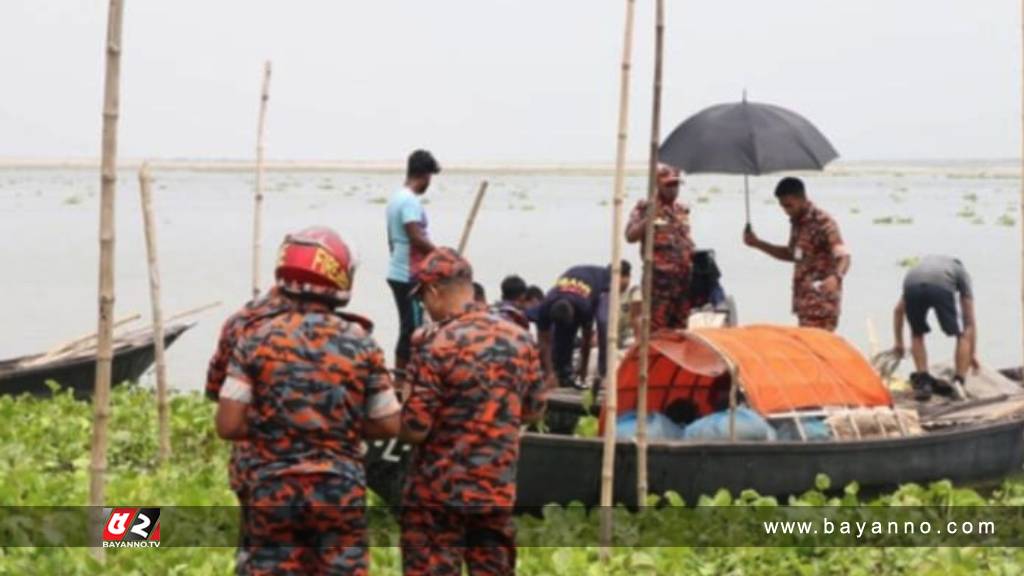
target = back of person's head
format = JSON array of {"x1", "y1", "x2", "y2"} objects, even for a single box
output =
[
  {"x1": 473, "y1": 282, "x2": 487, "y2": 303},
  {"x1": 664, "y1": 399, "x2": 700, "y2": 426},
  {"x1": 774, "y1": 177, "x2": 806, "y2": 200},
  {"x1": 500, "y1": 275, "x2": 527, "y2": 302},
  {"x1": 620, "y1": 260, "x2": 632, "y2": 278},
  {"x1": 526, "y1": 285, "x2": 544, "y2": 300},
  {"x1": 550, "y1": 298, "x2": 575, "y2": 326},
  {"x1": 407, "y1": 149, "x2": 441, "y2": 179}
]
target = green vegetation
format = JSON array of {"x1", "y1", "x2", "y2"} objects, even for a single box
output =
[
  {"x1": 963, "y1": 192, "x2": 979, "y2": 203},
  {"x1": 695, "y1": 196, "x2": 711, "y2": 204},
  {"x1": 63, "y1": 195, "x2": 83, "y2": 206},
  {"x1": 898, "y1": 256, "x2": 920, "y2": 269},
  {"x1": 3, "y1": 386, "x2": 1024, "y2": 574},
  {"x1": 998, "y1": 214, "x2": 1016, "y2": 227},
  {"x1": 957, "y1": 207, "x2": 977, "y2": 219},
  {"x1": 368, "y1": 196, "x2": 388, "y2": 204}
]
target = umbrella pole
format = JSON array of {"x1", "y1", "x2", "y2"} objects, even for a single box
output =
[
  {"x1": 744, "y1": 174, "x2": 751, "y2": 225},
  {"x1": 251, "y1": 61, "x2": 272, "y2": 299},
  {"x1": 90, "y1": 0, "x2": 126, "y2": 558},
  {"x1": 636, "y1": 0, "x2": 665, "y2": 509},
  {"x1": 600, "y1": 0, "x2": 636, "y2": 561}
]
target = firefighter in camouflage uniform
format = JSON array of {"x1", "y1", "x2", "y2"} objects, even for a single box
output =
[
  {"x1": 399, "y1": 247, "x2": 548, "y2": 576},
  {"x1": 625, "y1": 163, "x2": 695, "y2": 331},
  {"x1": 216, "y1": 227, "x2": 401, "y2": 576},
  {"x1": 744, "y1": 177, "x2": 851, "y2": 331}
]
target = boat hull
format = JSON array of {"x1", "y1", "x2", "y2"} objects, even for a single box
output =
[
  {"x1": 0, "y1": 324, "x2": 190, "y2": 399},
  {"x1": 367, "y1": 417, "x2": 1024, "y2": 508}
]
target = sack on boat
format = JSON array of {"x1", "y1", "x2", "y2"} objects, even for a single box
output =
[
  {"x1": 616, "y1": 411, "x2": 686, "y2": 441},
  {"x1": 825, "y1": 407, "x2": 922, "y2": 440},
  {"x1": 774, "y1": 417, "x2": 833, "y2": 441},
  {"x1": 683, "y1": 407, "x2": 777, "y2": 441}
]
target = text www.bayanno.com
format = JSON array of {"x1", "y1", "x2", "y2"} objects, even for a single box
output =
[{"x1": 763, "y1": 518, "x2": 996, "y2": 539}]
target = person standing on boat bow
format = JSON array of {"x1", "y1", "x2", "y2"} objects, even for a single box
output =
[
  {"x1": 216, "y1": 227, "x2": 401, "y2": 575},
  {"x1": 625, "y1": 163, "x2": 695, "y2": 331},
  {"x1": 744, "y1": 177, "x2": 850, "y2": 331},
  {"x1": 387, "y1": 149, "x2": 441, "y2": 376},
  {"x1": 890, "y1": 255, "x2": 978, "y2": 401},
  {"x1": 399, "y1": 247, "x2": 547, "y2": 576}
]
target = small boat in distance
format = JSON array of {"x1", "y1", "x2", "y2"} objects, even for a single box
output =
[{"x1": 0, "y1": 323, "x2": 192, "y2": 399}]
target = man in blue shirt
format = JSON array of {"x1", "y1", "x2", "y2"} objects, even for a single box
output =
[
  {"x1": 529, "y1": 262, "x2": 631, "y2": 390},
  {"x1": 387, "y1": 149, "x2": 440, "y2": 372}
]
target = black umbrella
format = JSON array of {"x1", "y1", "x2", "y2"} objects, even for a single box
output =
[{"x1": 659, "y1": 94, "x2": 839, "y2": 223}]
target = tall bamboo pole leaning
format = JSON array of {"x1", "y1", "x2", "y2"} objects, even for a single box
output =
[
  {"x1": 251, "y1": 61, "x2": 272, "y2": 299},
  {"x1": 600, "y1": 0, "x2": 637, "y2": 559},
  {"x1": 457, "y1": 180, "x2": 489, "y2": 254},
  {"x1": 636, "y1": 0, "x2": 666, "y2": 509},
  {"x1": 139, "y1": 163, "x2": 170, "y2": 463},
  {"x1": 90, "y1": 0, "x2": 126, "y2": 552}
]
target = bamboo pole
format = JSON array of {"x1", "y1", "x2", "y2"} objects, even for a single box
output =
[
  {"x1": 457, "y1": 180, "x2": 489, "y2": 254},
  {"x1": 90, "y1": 0, "x2": 126, "y2": 554},
  {"x1": 635, "y1": 0, "x2": 666, "y2": 509},
  {"x1": 251, "y1": 61, "x2": 272, "y2": 299},
  {"x1": 600, "y1": 0, "x2": 636, "y2": 560},
  {"x1": 1020, "y1": 0, "x2": 1024, "y2": 373},
  {"x1": 139, "y1": 163, "x2": 170, "y2": 463}
]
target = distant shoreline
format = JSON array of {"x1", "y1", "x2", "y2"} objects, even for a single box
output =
[{"x1": 0, "y1": 157, "x2": 1019, "y2": 179}]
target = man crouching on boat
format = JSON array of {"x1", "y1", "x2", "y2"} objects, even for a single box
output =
[
  {"x1": 399, "y1": 247, "x2": 547, "y2": 576},
  {"x1": 216, "y1": 227, "x2": 401, "y2": 575},
  {"x1": 891, "y1": 255, "x2": 979, "y2": 401}
]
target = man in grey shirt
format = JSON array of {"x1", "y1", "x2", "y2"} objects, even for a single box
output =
[{"x1": 891, "y1": 255, "x2": 978, "y2": 400}]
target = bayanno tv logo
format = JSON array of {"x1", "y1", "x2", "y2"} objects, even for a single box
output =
[{"x1": 101, "y1": 507, "x2": 161, "y2": 548}]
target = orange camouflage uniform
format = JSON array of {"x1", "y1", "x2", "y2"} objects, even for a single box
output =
[
  {"x1": 628, "y1": 198, "x2": 695, "y2": 331},
  {"x1": 205, "y1": 288, "x2": 291, "y2": 496},
  {"x1": 400, "y1": 301, "x2": 546, "y2": 576},
  {"x1": 789, "y1": 202, "x2": 847, "y2": 331},
  {"x1": 226, "y1": 300, "x2": 397, "y2": 576}
]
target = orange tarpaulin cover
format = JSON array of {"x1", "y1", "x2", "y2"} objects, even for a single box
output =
[{"x1": 614, "y1": 325, "x2": 891, "y2": 418}]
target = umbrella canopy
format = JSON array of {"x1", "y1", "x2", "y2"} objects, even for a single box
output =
[
  {"x1": 659, "y1": 99, "x2": 839, "y2": 175},
  {"x1": 605, "y1": 325, "x2": 890, "y2": 424}
]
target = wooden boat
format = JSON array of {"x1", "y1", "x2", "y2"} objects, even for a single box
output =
[
  {"x1": 365, "y1": 325, "x2": 1024, "y2": 508},
  {"x1": 0, "y1": 323, "x2": 191, "y2": 399}
]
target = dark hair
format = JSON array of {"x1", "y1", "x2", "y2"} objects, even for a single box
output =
[
  {"x1": 407, "y1": 149, "x2": 441, "y2": 178},
  {"x1": 473, "y1": 282, "x2": 486, "y2": 303},
  {"x1": 609, "y1": 260, "x2": 632, "y2": 277},
  {"x1": 550, "y1": 298, "x2": 575, "y2": 326},
  {"x1": 525, "y1": 285, "x2": 545, "y2": 301},
  {"x1": 774, "y1": 177, "x2": 806, "y2": 199},
  {"x1": 500, "y1": 275, "x2": 527, "y2": 301}
]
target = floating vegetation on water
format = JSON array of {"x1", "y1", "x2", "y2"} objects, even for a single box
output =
[
  {"x1": 963, "y1": 192, "x2": 979, "y2": 203},
  {"x1": 708, "y1": 186, "x2": 722, "y2": 195},
  {"x1": 368, "y1": 196, "x2": 387, "y2": 204},
  {"x1": 849, "y1": 207, "x2": 861, "y2": 214},
  {"x1": 997, "y1": 214, "x2": 1016, "y2": 227},
  {"x1": 420, "y1": 198, "x2": 431, "y2": 205},
  {"x1": 898, "y1": 257, "x2": 920, "y2": 269},
  {"x1": 63, "y1": 195, "x2": 82, "y2": 205},
  {"x1": 957, "y1": 207, "x2": 977, "y2": 219},
  {"x1": 889, "y1": 194, "x2": 905, "y2": 204},
  {"x1": 520, "y1": 204, "x2": 536, "y2": 212},
  {"x1": 317, "y1": 182, "x2": 334, "y2": 190},
  {"x1": 696, "y1": 195, "x2": 710, "y2": 204},
  {"x1": 972, "y1": 217, "x2": 985, "y2": 226},
  {"x1": 598, "y1": 199, "x2": 609, "y2": 207},
  {"x1": 873, "y1": 215, "x2": 913, "y2": 226},
  {"x1": 511, "y1": 189, "x2": 530, "y2": 201}
]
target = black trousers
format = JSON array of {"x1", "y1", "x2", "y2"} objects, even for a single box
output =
[{"x1": 389, "y1": 279, "x2": 423, "y2": 365}]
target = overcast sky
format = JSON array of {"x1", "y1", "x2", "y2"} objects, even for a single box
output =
[{"x1": 0, "y1": 0, "x2": 1019, "y2": 163}]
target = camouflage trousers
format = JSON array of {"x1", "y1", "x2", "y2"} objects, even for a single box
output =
[
  {"x1": 650, "y1": 272, "x2": 690, "y2": 332},
  {"x1": 401, "y1": 506, "x2": 516, "y2": 576},
  {"x1": 794, "y1": 283, "x2": 842, "y2": 332},
  {"x1": 238, "y1": 473, "x2": 367, "y2": 576}
]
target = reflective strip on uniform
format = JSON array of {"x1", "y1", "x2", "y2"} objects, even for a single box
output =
[
  {"x1": 220, "y1": 377, "x2": 253, "y2": 404},
  {"x1": 367, "y1": 389, "x2": 401, "y2": 419}
]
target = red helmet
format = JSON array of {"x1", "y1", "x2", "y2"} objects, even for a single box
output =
[{"x1": 275, "y1": 227, "x2": 356, "y2": 304}]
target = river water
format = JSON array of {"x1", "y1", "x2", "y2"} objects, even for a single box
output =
[{"x1": 1, "y1": 165, "x2": 1020, "y2": 392}]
